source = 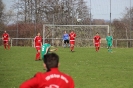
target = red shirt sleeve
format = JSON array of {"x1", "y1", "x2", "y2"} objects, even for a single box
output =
[
  {"x1": 41, "y1": 37, "x2": 43, "y2": 42},
  {"x1": 69, "y1": 33, "x2": 71, "y2": 37},
  {"x1": 6, "y1": 33, "x2": 9, "y2": 37},
  {"x1": 99, "y1": 36, "x2": 101, "y2": 39},
  {"x1": 68, "y1": 77, "x2": 75, "y2": 88},
  {"x1": 19, "y1": 72, "x2": 41, "y2": 88},
  {"x1": 40, "y1": 37, "x2": 42, "y2": 43}
]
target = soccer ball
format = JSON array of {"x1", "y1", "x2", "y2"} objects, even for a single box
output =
[{"x1": 77, "y1": 18, "x2": 81, "y2": 22}]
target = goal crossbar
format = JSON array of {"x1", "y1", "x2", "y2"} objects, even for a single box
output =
[{"x1": 44, "y1": 24, "x2": 109, "y2": 27}]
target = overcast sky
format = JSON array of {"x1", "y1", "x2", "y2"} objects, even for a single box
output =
[
  {"x1": 2, "y1": 0, "x2": 14, "y2": 9},
  {"x1": 85, "y1": 0, "x2": 132, "y2": 20},
  {"x1": 2, "y1": 0, "x2": 133, "y2": 20}
]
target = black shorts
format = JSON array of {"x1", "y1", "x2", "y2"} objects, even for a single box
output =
[{"x1": 64, "y1": 40, "x2": 69, "y2": 44}]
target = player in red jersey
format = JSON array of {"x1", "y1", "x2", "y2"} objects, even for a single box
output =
[
  {"x1": 34, "y1": 32, "x2": 42, "y2": 61},
  {"x1": 93, "y1": 32, "x2": 101, "y2": 52},
  {"x1": 20, "y1": 53, "x2": 75, "y2": 88},
  {"x1": 69, "y1": 30, "x2": 76, "y2": 52},
  {"x1": 2, "y1": 31, "x2": 10, "y2": 50}
]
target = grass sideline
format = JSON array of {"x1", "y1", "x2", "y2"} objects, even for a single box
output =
[{"x1": 0, "y1": 46, "x2": 133, "y2": 88}]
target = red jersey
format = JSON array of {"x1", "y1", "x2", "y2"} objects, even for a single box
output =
[
  {"x1": 34, "y1": 36, "x2": 42, "y2": 47},
  {"x1": 93, "y1": 35, "x2": 101, "y2": 43},
  {"x1": 69, "y1": 32, "x2": 76, "y2": 42},
  {"x1": 2, "y1": 33, "x2": 9, "y2": 41},
  {"x1": 20, "y1": 68, "x2": 75, "y2": 88}
]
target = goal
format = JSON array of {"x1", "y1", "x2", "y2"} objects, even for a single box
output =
[{"x1": 43, "y1": 25, "x2": 109, "y2": 47}]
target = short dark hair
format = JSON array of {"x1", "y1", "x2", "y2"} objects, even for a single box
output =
[
  {"x1": 45, "y1": 39, "x2": 49, "y2": 43},
  {"x1": 43, "y1": 53, "x2": 59, "y2": 71},
  {"x1": 96, "y1": 32, "x2": 99, "y2": 34}
]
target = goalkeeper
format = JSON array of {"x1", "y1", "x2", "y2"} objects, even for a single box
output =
[
  {"x1": 106, "y1": 33, "x2": 113, "y2": 52},
  {"x1": 41, "y1": 39, "x2": 57, "y2": 60}
]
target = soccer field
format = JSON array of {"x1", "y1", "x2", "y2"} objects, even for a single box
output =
[{"x1": 0, "y1": 46, "x2": 133, "y2": 88}]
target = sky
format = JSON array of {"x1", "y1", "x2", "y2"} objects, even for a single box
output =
[
  {"x1": 2, "y1": 0, "x2": 133, "y2": 20},
  {"x1": 84, "y1": 0, "x2": 132, "y2": 20},
  {"x1": 2, "y1": 0, "x2": 14, "y2": 10}
]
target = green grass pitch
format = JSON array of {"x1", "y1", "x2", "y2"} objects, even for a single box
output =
[{"x1": 0, "y1": 46, "x2": 133, "y2": 88}]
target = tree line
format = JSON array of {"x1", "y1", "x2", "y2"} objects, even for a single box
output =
[{"x1": 0, "y1": 0, "x2": 133, "y2": 47}]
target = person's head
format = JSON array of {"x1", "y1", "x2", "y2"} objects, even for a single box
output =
[
  {"x1": 96, "y1": 32, "x2": 99, "y2": 35},
  {"x1": 4, "y1": 31, "x2": 6, "y2": 33},
  {"x1": 108, "y1": 33, "x2": 110, "y2": 36},
  {"x1": 71, "y1": 30, "x2": 74, "y2": 33},
  {"x1": 64, "y1": 31, "x2": 67, "y2": 34},
  {"x1": 37, "y1": 32, "x2": 41, "y2": 36},
  {"x1": 43, "y1": 53, "x2": 59, "y2": 71},
  {"x1": 45, "y1": 39, "x2": 49, "y2": 43}
]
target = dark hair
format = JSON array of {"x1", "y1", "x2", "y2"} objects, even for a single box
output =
[
  {"x1": 43, "y1": 53, "x2": 59, "y2": 71},
  {"x1": 45, "y1": 39, "x2": 49, "y2": 43},
  {"x1": 96, "y1": 32, "x2": 99, "y2": 34}
]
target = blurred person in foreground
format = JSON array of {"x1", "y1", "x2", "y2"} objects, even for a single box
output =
[{"x1": 20, "y1": 53, "x2": 75, "y2": 88}]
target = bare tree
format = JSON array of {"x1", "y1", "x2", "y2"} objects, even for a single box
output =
[
  {"x1": 112, "y1": 19, "x2": 128, "y2": 39},
  {"x1": 3, "y1": 10, "x2": 16, "y2": 24},
  {"x1": 0, "y1": 0, "x2": 4, "y2": 19},
  {"x1": 120, "y1": 7, "x2": 133, "y2": 47},
  {"x1": 12, "y1": 0, "x2": 90, "y2": 25},
  {"x1": 0, "y1": 0, "x2": 5, "y2": 30},
  {"x1": 121, "y1": 7, "x2": 133, "y2": 38},
  {"x1": 75, "y1": 0, "x2": 90, "y2": 24}
]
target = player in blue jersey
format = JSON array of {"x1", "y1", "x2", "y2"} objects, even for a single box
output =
[
  {"x1": 62, "y1": 31, "x2": 69, "y2": 47},
  {"x1": 106, "y1": 33, "x2": 113, "y2": 52},
  {"x1": 41, "y1": 39, "x2": 57, "y2": 60}
]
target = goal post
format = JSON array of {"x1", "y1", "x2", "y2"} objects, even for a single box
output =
[{"x1": 43, "y1": 25, "x2": 109, "y2": 47}]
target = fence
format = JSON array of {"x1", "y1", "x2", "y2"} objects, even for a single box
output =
[
  {"x1": 0, "y1": 38, "x2": 133, "y2": 48},
  {"x1": 0, "y1": 38, "x2": 33, "y2": 47}
]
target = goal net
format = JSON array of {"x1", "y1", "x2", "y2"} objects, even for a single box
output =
[{"x1": 43, "y1": 25, "x2": 109, "y2": 47}]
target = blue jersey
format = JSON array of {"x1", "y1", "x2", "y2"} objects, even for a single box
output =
[{"x1": 63, "y1": 33, "x2": 69, "y2": 40}]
